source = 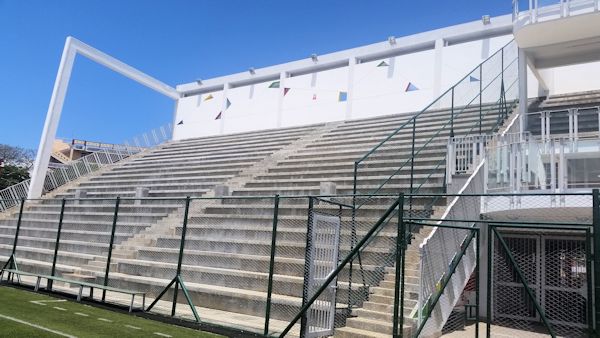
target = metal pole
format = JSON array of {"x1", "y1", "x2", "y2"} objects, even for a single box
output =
[
  {"x1": 300, "y1": 197, "x2": 314, "y2": 338},
  {"x1": 593, "y1": 189, "x2": 600, "y2": 332},
  {"x1": 172, "y1": 196, "x2": 191, "y2": 317},
  {"x1": 586, "y1": 228, "x2": 593, "y2": 337},
  {"x1": 49, "y1": 198, "x2": 66, "y2": 291},
  {"x1": 11, "y1": 198, "x2": 26, "y2": 257},
  {"x1": 450, "y1": 86, "x2": 455, "y2": 137},
  {"x1": 486, "y1": 223, "x2": 492, "y2": 338},
  {"x1": 479, "y1": 64, "x2": 483, "y2": 134},
  {"x1": 102, "y1": 197, "x2": 120, "y2": 301},
  {"x1": 392, "y1": 194, "x2": 405, "y2": 337},
  {"x1": 264, "y1": 195, "x2": 280, "y2": 336},
  {"x1": 475, "y1": 228, "x2": 480, "y2": 338}
]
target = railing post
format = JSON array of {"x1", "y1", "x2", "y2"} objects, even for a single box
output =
[
  {"x1": 264, "y1": 194, "x2": 280, "y2": 336},
  {"x1": 486, "y1": 223, "x2": 493, "y2": 337},
  {"x1": 172, "y1": 196, "x2": 191, "y2": 317},
  {"x1": 392, "y1": 194, "x2": 405, "y2": 337},
  {"x1": 300, "y1": 197, "x2": 315, "y2": 338},
  {"x1": 409, "y1": 118, "x2": 417, "y2": 214},
  {"x1": 102, "y1": 196, "x2": 120, "y2": 301},
  {"x1": 11, "y1": 198, "x2": 26, "y2": 257},
  {"x1": 48, "y1": 198, "x2": 66, "y2": 291},
  {"x1": 593, "y1": 189, "x2": 600, "y2": 333},
  {"x1": 479, "y1": 64, "x2": 483, "y2": 134},
  {"x1": 450, "y1": 87, "x2": 455, "y2": 138}
]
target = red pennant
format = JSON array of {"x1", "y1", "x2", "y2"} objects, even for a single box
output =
[
  {"x1": 215, "y1": 112, "x2": 222, "y2": 120},
  {"x1": 312, "y1": 94, "x2": 317, "y2": 100},
  {"x1": 284, "y1": 87, "x2": 290, "y2": 96}
]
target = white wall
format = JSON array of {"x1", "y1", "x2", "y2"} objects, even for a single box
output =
[
  {"x1": 173, "y1": 34, "x2": 516, "y2": 140},
  {"x1": 540, "y1": 61, "x2": 600, "y2": 95}
]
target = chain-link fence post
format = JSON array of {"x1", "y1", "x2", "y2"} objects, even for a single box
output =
[
  {"x1": 300, "y1": 196, "x2": 314, "y2": 338},
  {"x1": 392, "y1": 194, "x2": 405, "y2": 338},
  {"x1": 172, "y1": 196, "x2": 191, "y2": 317},
  {"x1": 1, "y1": 198, "x2": 25, "y2": 282},
  {"x1": 102, "y1": 197, "x2": 120, "y2": 302},
  {"x1": 48, "y1": 198, "x2": 66, "y2": 291},
  {"x1": 264, "y1": 194, "x2": 280, "y2": 336},
  {"x1": 593, "y1": 189, "x2": 600, "y2": 333},
  {"x1": 475, "y1": 228, "x2": 480, "y2": 338},
  {"x1": 486, "y1": 223, "x2": 493, "y2": 338},
  {"x1": 586, "y1": 227, "x2": 594, "y2": 337}
]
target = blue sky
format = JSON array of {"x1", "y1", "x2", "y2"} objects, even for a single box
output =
[{"x1": 0, "y1": 0, "x2": 508, "y2": 150}]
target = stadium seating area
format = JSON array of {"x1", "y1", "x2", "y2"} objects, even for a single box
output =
[{"x1": 0, "y1": 101, "x2": 508, "y2": 336}]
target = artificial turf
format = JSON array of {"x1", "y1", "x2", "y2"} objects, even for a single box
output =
[{"x1": 0, "y1": 286, "x2": 222, "y2": 337}]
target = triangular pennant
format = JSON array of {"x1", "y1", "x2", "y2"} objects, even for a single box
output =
[
  {"x1": 405, "y1": 82, "x2": 419, "y2": 92},
  {"x1": 226, "y1": 98, "x2": 231, "y2": 109},
  {"x1": 269, "y1": 81, "x2": 280, "y2": 88},
  {"x1": 338, "y1": 91, "x2": 348, "y2": 102},
  {"x1": 377, "y1": 61, "x2": 389, "y2": 67},
  {"x1": 283, "y1": 87, "x2": 290, "y2": 96},
  {"x1": 204, "y1": 94, "x2": 214, "y2": 101},
  {"x1": 312, "y1": 94, "x2": 317, "y2": 100},
  {"x1": 177, "y1": 120, "x2": 184, "y2": 125},
  {"x1": 470, "y1": 76, "x2": 480, "y2": 82},
  {"x1": 215, "y1": 112, "x2": 222, "y2": 120}
]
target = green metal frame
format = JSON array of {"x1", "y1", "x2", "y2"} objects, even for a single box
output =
[
  {"x1": 102, "y1": 196, "x2": 120, "y2": 301},
  {"x1": 489, "y1": 225, "x2": 556, "y2": 337},
  {"x1": 48, "y1": 198, "x2": 66, "y2": 291},
  {"x1": 0, "y1": 198, "x2": 26, "y2": 283},
  {"x1": 145, "y1": 196, "x2": 201, "y2": 323},
  {"x1": 413, "y1": 223, "x2": 478, "y2": 337},
  {"x1": 264, "y1": 194, "x2": 280, "y2": 336}
]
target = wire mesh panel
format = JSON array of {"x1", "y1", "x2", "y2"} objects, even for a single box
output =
[
  {"x1": 490, "y1": 227, "x2": 591, "y2": 338},
  {"x1": 304, "y1": 210, "x2": 341, "y2": 337}
]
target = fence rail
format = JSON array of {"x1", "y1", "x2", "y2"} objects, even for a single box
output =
[{"x1": 0, "y1": 191, "x2": 597, "y2": 337}]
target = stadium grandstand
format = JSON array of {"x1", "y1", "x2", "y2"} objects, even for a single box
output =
[{"x1": 2, "y1": 1, "x2": 600, "y2": 337}]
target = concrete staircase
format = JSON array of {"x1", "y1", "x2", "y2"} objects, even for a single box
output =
[{"x1": 0, "y1": 102, "x2": 506, "y2": 336}]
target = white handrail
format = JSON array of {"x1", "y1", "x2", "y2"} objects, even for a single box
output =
[{"x1": 0, "y1": 146, "x2": 143, "y2": 212}]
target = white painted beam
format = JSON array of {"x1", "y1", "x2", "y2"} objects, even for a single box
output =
[{"x1": 28, "y1": 36, "x2": 179, "y2": 198}]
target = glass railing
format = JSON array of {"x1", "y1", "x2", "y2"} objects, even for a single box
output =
[{"x1": 513, "y1": 0, "x2": 599, "y2": 25}]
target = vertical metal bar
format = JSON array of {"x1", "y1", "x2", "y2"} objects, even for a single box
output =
[
  {"x1": 486, "y1": 223, "x2": 493, "y2": 338},
  {"x1": 392, "y1": 194, "x2": 405, "y2": 337},
  {"x1": 593, "y1": 189, "x2": 600, "y2": 332},
  {"x1": 409, "y1": 118, "x2": 416, "y2": 215},
  {"x1": 475, "y1": 228, "x2": 480, "y2": 338},
  {"x1": 11, "y1": 198, "x2": 26, "y2": 256},
  {"x1": 585, "y1": 228, "x2": 593, "y2": 337},
  {"x1": 479, "y1": 64, "x2": 483, "y2": 134},
  {"x1": 102, "y1": 197, "x2": 120, "y2": 302},
  {"x1": 450, "y1": 88, "x2": 455, "y2": 137},
  {"x1": 48, "y1": 198, "x2": 66, "y2": 291},
  {"x1": 300, "y1": 197, "x2": 314, "y2": 338},
  {"x1": 264, "y1": 195, "x2": 280, "y2": 336},
  {"x1": 172, "y1": 196, "x2": 191, "y2": 317}
]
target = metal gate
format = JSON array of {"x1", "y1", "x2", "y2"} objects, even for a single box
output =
[
  {"x1": 492, "y1": 231, "x2": 589, "y2": 336},
  {"x1": 303, "y1": 212, "x2": 341, "y2": 338}
]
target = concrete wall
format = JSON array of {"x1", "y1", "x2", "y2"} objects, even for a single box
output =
[
  {"x1": 173, "y1": 34, "x2": 517, "y2": 140},
  {"x1": 540, "y1": 61, "x2": 600, "y2": 95}
]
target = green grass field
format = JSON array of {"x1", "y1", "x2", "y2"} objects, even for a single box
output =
[{"x1": 0, "y1": 286, "x2": 222, "y2": 337}]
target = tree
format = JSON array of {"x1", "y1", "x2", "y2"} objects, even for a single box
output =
[
  {"x1": 0, "y1": 144, "x2": 35, "y2": 169},
  {"x1": 0, "y1": 165, "x2": 30, "y2": 190}
]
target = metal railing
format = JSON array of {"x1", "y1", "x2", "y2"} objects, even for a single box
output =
[
  {"x1": 0, "y1": 146, "x2": 143, "y2": 212},
  {"x1": 124, "y1": 123, "x2": 173, "y2": 149},
  {"x1": 528, "y1": 106, "x2": 600, "y2": 141},
  {"x1": 0, "y1": 192, "x2": 596, "y2": 337},
  {"x1": 353, "y1": 40, "x2": 519, "y2": 212},
  {"x1": 513, "y1": 0, "x2": 600, "y2": 25}
]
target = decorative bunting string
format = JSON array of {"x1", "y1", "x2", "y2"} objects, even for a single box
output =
[
  {"x1": 215, "y1": 112, "x2": 222, "y2": 120},
  {"x1": 470, "y1": 76, "x2": 480, "y2": 82},
  {"x1": 269, "y1": 81, "x2": 280, "y2": 88},
  {"x1": 338, "y1": 92, "x2": 348, "y2": 102},
  {"x1": 204, "y1": 94, "x2": 214, "y2": 101},
  {"x1": 177, "y1": 120, "x2": 184, "y2": 125},
  {"x1": 283, "y1": 88, "x2": 291, "y2": 96},
  {"x1": 405, "y1": 82, "x2": 419, "y2": 92}
]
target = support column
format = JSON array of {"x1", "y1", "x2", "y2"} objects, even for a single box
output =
[
  {"x1": 276, "y1": 71, "x2": 288, "y2": 128},
  {"x1": 220, "y1": 83, "x2": 230, "y2": 135},
  {"x1": 433, "y1": 39, "x2": 444, "y2": 103},
  {"x1": 28, "y1": 37, "x2": 77, "y2": 199},
  {"x1": 345, "y1": 58, "x2": 356, "y2": 120},
  {"x1": 518, "y1": 48, "x2": 529, "y2": 134}
]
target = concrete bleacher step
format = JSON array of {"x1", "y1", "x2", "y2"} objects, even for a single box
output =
[{"x1": 0, "y1": 101, "x2": 510, "y2": 336}]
